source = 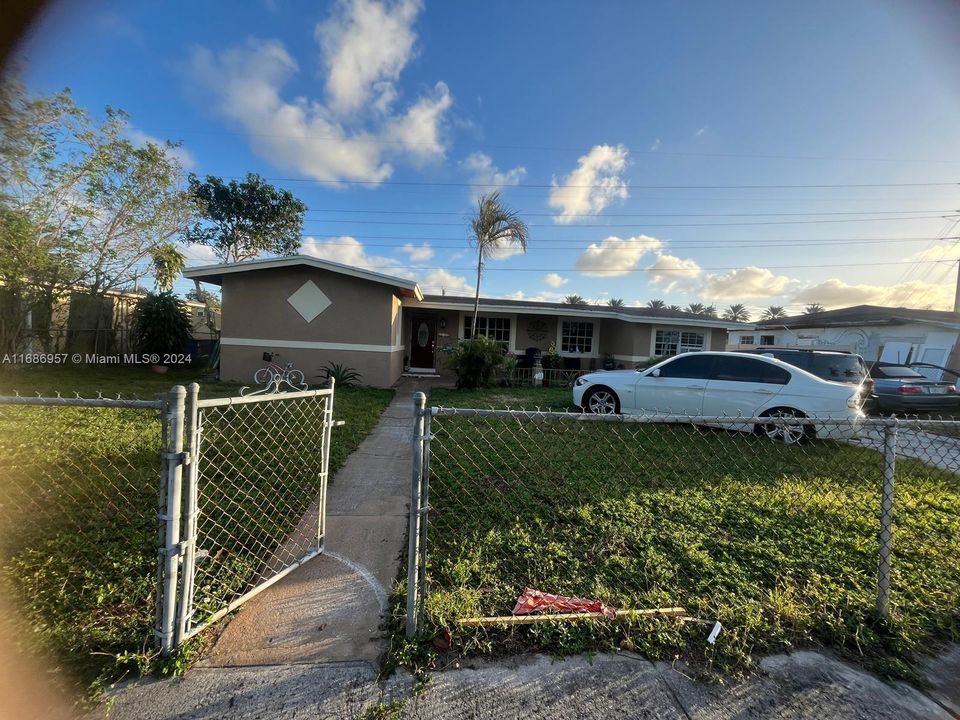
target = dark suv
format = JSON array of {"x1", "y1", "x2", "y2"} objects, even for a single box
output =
[{"x1": 742, "y1": 348, "x2": 871, "y2": 401}]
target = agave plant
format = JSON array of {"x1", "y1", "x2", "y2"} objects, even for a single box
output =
[{"x1": 319, "y1": 362, "x2": 363, "y2": 388}]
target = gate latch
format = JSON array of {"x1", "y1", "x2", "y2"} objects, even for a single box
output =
[{"x1": 161, "y1": 451, "x2": 191, "y2": 466}]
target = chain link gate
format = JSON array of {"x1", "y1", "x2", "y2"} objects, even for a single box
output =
[{"x1": 156, "y1": 381, "x2": 337, "y2": 650}]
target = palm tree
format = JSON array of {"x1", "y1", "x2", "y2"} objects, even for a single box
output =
[
  {"x1": 701, "y1": 305, "x2": 718, "y2": 318},
  {"x1": 761, "y1": 306, "x2": 786, "y2": 320},
  {"x1": 469, "y1": 191, "x2": 529, "y2": 336},
  {"x1": 804, "y1": 303, "x2": 826, "y2": 315},
  {"x1": 608, "y1": 298, "x2": 625, "y2": 308},
  {"x1": 685, "y1": 302, "x2": 706, "y2": 315},
  {"x1": 723, "y1": 303, "x2": 751, "y2": 322},
  {"x1": 563, "y1": 294, "x2": 587, "y2": 305},
  {"x1": 667, "y1": 305, "x2": 683, "y2": 312},
  {"x1": 647, "y1": 299, "x2": 667, "y2": 309}
]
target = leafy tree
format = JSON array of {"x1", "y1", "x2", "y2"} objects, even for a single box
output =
[
  {"x1": 187, "y1": 173, "x2": 307, "y2": 263},
  {"x1": 468, "y1": 191, "x2": 528, "y2": 335},
  {"x1": 186, "y1": 286, "x2": 221, "y2": 312},
  {"x1": 0, "y1": 80, "x2": 194, "y2": 350},
  {"x1": 131, "y1": 291, "x2": 193, "y2": 360},
  {"x1": 563, "y1": 294, "x2": 587, "y2": 305},
  {"x1": 647, "y1": 299, "x2": 667, "y2": 309},
  {"x1": 150, "y1": 243, "x2": 186, "y2": 292},
  {"x1": 804, "y1": 303, "x2": 826, "y2": 315},
  {"x1": 685, "y1": 302, "x2": 706, "y2": 315},
  {"x1": 761, "y1": 306, "x2": 786, "y2": 320},
  {"x1": 723, "y1": 303, "x2": 751, "y2": 322},
  {"x1": 608, "y1": 298, "x2": 625, "y2": 307}
]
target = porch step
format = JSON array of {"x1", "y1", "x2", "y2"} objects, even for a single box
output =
[{"x1": 402, "y1": 371, "x2": 440, "y2": 378}]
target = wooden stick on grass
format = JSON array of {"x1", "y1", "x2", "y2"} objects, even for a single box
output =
[{"x1": 458, "y1": 606, "x2": 687, "y2": 627}]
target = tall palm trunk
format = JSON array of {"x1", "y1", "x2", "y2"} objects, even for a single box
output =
[{"x1": 471, "y1": 245, "x2": 483, "y2": 337}]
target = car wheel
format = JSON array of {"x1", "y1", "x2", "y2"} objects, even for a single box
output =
[
  {"x1": 583, "y1": 387, "x2": 620, "y2": 415},
  {"x1": 756, "y1": 408, "x2": 811, "y2": 444}
]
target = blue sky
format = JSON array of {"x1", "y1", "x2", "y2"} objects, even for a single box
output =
[{"x1": 15, "y1": 0, "x2": 960, "y2": 315}]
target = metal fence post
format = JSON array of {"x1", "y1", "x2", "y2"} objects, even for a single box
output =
[
  {"x1": 319, "y1": 376, "x2": 335, "y2": 552},
  {"x1": 417, "y1": 407, "x2": 432, "y2": 623},
  {"x1": 877, "y1": 421, "x2": 898, "y2": 620},
  {"x1": 175, "y1": 383, "x2": 201, "y2": 646},
  {"x1": 157, "y1": 385, "x2": 186, "y2": 655},
  {"x1": 406, "y1": 391, "x2": 427, "y2": 636}
]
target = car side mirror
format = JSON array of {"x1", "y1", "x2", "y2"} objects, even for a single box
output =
[{"x1": 650, "y1": 368, "x2": 662, "y2": 377}]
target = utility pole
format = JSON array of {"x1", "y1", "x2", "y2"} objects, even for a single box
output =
[{"x1": 954, "y1": 259, "x2": 960, "y2": 314}]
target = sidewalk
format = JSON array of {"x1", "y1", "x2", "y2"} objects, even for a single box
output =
[
  {"x1": 195, "y1": 379, "x2": 432, "y2": 667},
  {"x1": 101, "y1": 650, "x2": 956, "y2": 719}
]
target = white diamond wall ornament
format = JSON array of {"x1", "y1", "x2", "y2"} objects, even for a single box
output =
[{"x1": 287, "y1": 281, "x2": 331, "y2": 322}]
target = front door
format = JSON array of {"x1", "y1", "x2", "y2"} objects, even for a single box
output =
[{"x1": 409, "y1": 316, "x2": 437, "y2": 368}]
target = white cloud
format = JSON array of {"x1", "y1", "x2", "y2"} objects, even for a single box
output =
[
  {"x1": 548, "y1": 144, "x2": 629, "y2": 223},
  {"x1": 399, "y1": 242, "x2": 434, "y2": 262},
  {"x1": 649, "y1": 138, "x2": 661, "y2": 151},
  {"x1": 909, "y1": 242, "x2": 958, "y2": 262},
  {"x1": 419, "y1": 268, "x2": 473, "y2": 296},
  {"x1": 126, "y1": 128, "x2": 197, "y2": 170},
  {"x1": 574, "y1": 234, "x2": 662, "y2": 276},
  {"x1": 187, "y1": 0, "x2": 450, "y2": 183},
  {"x1": 181, "y1": 243, "x2": 219, "y2": 264},
  {"x1": 317, "y1": 0, "x2": 422, "y2": 116},
  {"x1": 300, "y1": 235, "x2": 410, "y2": 276},
  {"x1": 793, "y1": 278, "x2": 954, "y2": 310},
  {"x1": 694, "y1": 125, "x2": 707, "y2": 137},
  {"x1": 700, "y1": 266, "x2": 798, "y2": 300},
  {"x1": 543, "y1": 273, "x2": 569, "y2": 288},
  {"x1": 461, "y1": 152, "x2": 526, "y2": 195},
  {"x1": 647, "y1": 253, "x2": 702, "y2": 293}
]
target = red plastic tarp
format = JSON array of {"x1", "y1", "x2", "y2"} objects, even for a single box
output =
[{"x1": 512, "y1": 587, "x2": 617, "y2": 619}]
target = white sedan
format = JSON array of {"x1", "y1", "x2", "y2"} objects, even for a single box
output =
[{"x1": 572, "y1": 351, "x2": 864, "y2": 442}]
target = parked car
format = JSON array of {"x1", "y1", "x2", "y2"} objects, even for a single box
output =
[
  {"x1": 572, "y1": 351, "x2": 865, "y2": 442},
  {"x1": 743, "y1": 348, "x2": 873, "y2": 405},
  {"x1": 867, "y1": 363, "x2": 960, "y2": 414}
]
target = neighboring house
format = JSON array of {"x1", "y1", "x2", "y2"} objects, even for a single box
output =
[
  {"x1": 727, "y1": 305, "x2": 960, "y2": 378},
  {"x1": 10, "y1": 287, "x2": 220, "y2": 355},
  {"x1": 184, "y1": 255, "x2": 733, "y2": 388}
]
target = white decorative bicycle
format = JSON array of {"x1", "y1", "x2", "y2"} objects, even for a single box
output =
[{"x1": 240, "y1": 352, "x2": 308, "y2": 396}]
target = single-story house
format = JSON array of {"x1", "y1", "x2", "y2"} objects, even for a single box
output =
[
  {"x1": 727, "y1": 305, "x2": 960, "y2": 378},
  {"x1": 184, "y1": 255, "x2": 733, "y2": 388}
]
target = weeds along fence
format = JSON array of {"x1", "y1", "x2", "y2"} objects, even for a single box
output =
[
  {"x1": 405, "y1": 401, "x2": 960, "y2": 674},
  {"x1": 0, "y1": 381, "x2": 336, "y2": 688}
]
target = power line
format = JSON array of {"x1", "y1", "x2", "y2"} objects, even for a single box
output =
[
  {"x1": 301, "y1": 236, "x2": 959, "y2": 250},
  {"x1": 144, "y1": 126, "x2": 960, "y2": 165},
  {"x1": 304, "y1": 207, "x2": 958, "y2": 218},
  {"x1": 301, "y1": 233, "x2": 958, "y2": 244},
  {"x1": 305, "y1": 213, "x2": 957, "y2": 229},
  {"x1": 228, "y1": 176, "x2": 960, "y2": 190},
  {"x1": 298, "y1": 259, "x2": 954, "y2": 273}
]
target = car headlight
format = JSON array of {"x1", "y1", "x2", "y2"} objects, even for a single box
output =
[{"x1": 575, "y1": 377, "x2": 588, "y2": 387}]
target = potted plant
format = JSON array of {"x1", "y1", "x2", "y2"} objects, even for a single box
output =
[
  {"x1": 602, "y1": 353, "x2": 616, "y2": 371},
  {"x1": 131, "y1": 291, "x2": 193, "y2": 374}
]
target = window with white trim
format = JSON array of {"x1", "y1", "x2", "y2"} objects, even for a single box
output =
[
  {"x1": 655, "y1": 329, "x2": 705, "y2": 356},
  {"x1": 561, "y1": 320, "x2": 594, "y2": 353},
  {"x1": 738, "y1": 335, "x2": 755, "y2": 345},
  {"x1": 463, "y1": 316, "x2": 511, "y2": 346},
  {"x1": 759, "y1": 335, "x2": 775, "y2": 346}
]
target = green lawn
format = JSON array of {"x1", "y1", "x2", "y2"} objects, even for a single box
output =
[
  {"x1": 407, "y1": 387, "x2": 960, "y2": 680},
  {"x1": 428, "y1": 385, "x2": 573, "y2": 411},
  {"x1": 0, "y1": 365, "x2": 393, "y2": 692}
]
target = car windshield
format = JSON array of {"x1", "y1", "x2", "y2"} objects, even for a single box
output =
[
  {"x1": 875, "y1": 366, "x2": 925, "y2": 378},
  {"x1": 808, "y1": 355, "x2": 866, "y2": 383}
]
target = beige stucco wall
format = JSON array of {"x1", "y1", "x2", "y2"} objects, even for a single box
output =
[{"x1": 218, "y1": 266, "x2": 402, "y2": 387}]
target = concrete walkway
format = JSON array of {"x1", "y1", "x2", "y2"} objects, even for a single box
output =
[
  {"x1": 101, "y1": 650, "x2": 957, "y2": 719},
  {"x1": 196, "y1": 379, "x2": 432, "y2": 667}
]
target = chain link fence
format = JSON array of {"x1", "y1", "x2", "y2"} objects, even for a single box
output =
[
  {"x1": 405, "y1": 404, "x2": 960, "y2": 674},
  {"x1": 0, "y1": 381, "x2": 336, "y2": 688},
  {"x1": 0, "y1": 394, "x2": 166, "y2": 685}
]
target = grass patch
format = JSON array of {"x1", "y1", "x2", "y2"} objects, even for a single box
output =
[
  {"x1": 401, "y1": 391, "x2": 960, "y2": 679},
  {"x1": 428, "y1": 385, "x2": 573, "y2": 411},
  {"x1": 0, "y1": 366, "x2": 393, "y2": 693}
]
